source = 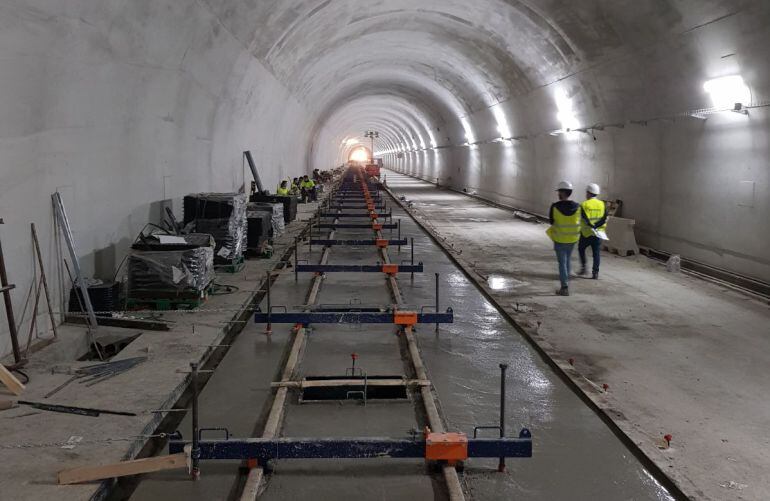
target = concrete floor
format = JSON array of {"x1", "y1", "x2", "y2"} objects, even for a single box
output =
[
  {"x1": 132, "y1": 185, "x2": 672, "y2": 500},
  {"x1": 383, "y1": 170, "x2": 770, "y2": 501},
  {"x1": 0, "y1": 204, "x2": 317, "y2": 501}
]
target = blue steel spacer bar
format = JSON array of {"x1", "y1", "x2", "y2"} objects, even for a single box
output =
[
  {"x1": 316, "y1": 223, "x2": 397, "y2": 229},
  {"x1": 332, "y1": 196, "x2": 382, "y2": 201},
  {"x1": 168, "y1": 432, "x2": 532, "y2": 461},
  {"x1": 253, "y1": 309, "x2": 454, "y2": 324},
  {"x1": 296, "y1": 264, "x2": 424, "y2": 273},
  {"x1": 308, "y1": 239, "x2": 407, "y2": 246},
  {"x1": 328, "y1": 205, "x2": 386, "y2": 210},
  {"x1": 319, "y1": 212, "x2": 390, "y2": 218}
]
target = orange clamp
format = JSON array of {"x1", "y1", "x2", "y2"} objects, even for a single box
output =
[
  {"x1": 372, "y1": 223, "x2": 383, "y2": 231},
  {"x1": 382, "y1": 264, "x2": 398, "y2": 275},
  {"x1": 425, "y1": 430, "x2": 468, "y2": 463},
  {"x1": 375, "y1": 238, "x2": 389, "y2": 248},
  {"x1": 393, "y1": 310, "x2": 418, "y2": 326}
]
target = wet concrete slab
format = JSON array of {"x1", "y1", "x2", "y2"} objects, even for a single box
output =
[
  {"x1": 384, "y1": 170, "x2": 770, "y2": 501},
  {"x1": 130, "y1": 180, "x2": 674, "y2": 500}
]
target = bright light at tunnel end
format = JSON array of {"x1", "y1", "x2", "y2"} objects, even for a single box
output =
[
  {"x1": 349, "y1": 147, "x2": 369, "y2": 162},
  {"x1": 703, "y1": 75, "x2": 751, "y2": 110}
]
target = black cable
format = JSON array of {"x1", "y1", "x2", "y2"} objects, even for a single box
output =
[
  {"x1": 12, "y1": 368, "x2": 29, "y2": 384},
  {"x1": 210, "y1": 282, "x2": 239, "y2": 295}
]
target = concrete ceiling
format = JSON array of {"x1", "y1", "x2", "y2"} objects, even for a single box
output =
[{"x1": 200, "y1": 0, "x2": 763, "y2": 162}]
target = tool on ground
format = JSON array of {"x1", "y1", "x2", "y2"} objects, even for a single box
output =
[
  {"x1": 44, "y1": 357, "x2": 148, "y2": 398},
  {"x1": 17, "y1": 400, "x2": 137, "y2": 417}
]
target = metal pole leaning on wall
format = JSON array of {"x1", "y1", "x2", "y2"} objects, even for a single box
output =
[
  {"x1": 0, "y1": 218, "x2": 23, "y2": 365},
  {"x1": 51, "y1": 193, "x2": 98, "y2": 336}
]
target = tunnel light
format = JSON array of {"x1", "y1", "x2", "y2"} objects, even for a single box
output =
[
  {"x1": 460, "y1": 117, "x2": 476, "y2": 144},
  {"x1": 492, "y1": 105, "x2": 512, "y2": 139},
  {"x1": 703, "y1": 75, "x2": 751, "y2": 109},
  {"x1": 350, "y1": 148, "x2": 368, "y2": 162},
  {"x1": 555, "y1": 89, "x2": 579, "y2": 131}
]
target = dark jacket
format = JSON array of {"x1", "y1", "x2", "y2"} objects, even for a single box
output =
[{"x1": 549, "y1": 200, "x2": 580, "y2": 225}]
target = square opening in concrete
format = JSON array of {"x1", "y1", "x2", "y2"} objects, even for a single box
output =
[{"x1": 300, "y1": 375, "x2": 409, "y2": 403}]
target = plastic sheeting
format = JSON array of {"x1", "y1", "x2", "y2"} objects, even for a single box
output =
[
  {"x1": 184, "y1": 193, "x2": 248, "y2": 262},
  {"x1": 127, "y1": 246, "x2": 214, "y2": 293}
]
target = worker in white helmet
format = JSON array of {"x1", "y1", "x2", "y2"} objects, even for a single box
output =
[
  {"x1": 579, "y1": 183, "x2": 608, "y2": 279},
  {"x1": 546, "y1": 181, "x2": 581, "y2": 296}
]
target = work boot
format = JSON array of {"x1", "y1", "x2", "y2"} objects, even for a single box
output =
[
  {"x1": 557, "y1": 286, "x2": 570, "y2": 296},
  {"x1": 591, "y1": 272, "x2": 599, "y2": 280}
]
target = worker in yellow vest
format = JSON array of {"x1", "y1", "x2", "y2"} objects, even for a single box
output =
[
  {"x1": 546, "y1": 181, "x2": 581, "y2": 296},
  {"x1": 579, "y1": 183, "x2": 608, "y2": 279},
  {"x1": 300, "y1": 175, "x2": 317, "y2": 202},
  {"x1": 276, "y1": 180, "x2": 290, "y2": 196}
]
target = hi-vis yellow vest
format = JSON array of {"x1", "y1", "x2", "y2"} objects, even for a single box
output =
[
  {"x1": 547, "y1": 207, "x2": 581, "y2": 244},
  {"x1": 276, "y1": 186, "x2": 290, "y2": 196},
  {"x1": 580, "y1": 198, "x2": 607, "y2": 238}
]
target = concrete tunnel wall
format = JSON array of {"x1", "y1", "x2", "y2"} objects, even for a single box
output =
[
  {"x1": 0, "y1": 1, "x2": 313, "y2": 358},
  {"x1": 1, "y1": 1, "x2": 770, "y2": 358}
]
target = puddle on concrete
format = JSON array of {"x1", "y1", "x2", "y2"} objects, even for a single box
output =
[{"x1": 486, "y1": 274, "x2": 528, "y2": 292}]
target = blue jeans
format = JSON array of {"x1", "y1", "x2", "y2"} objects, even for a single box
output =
[
  {"x1": 554, "y1": 242, "x2": 575, "y2": 288},
  {"x1": 578, "y1": 235, "x2": 601, "y2": 274}
]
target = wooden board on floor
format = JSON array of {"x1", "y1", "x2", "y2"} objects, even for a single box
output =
[
  {"x1": 270, "y1": 378, "x2": 431, "y2": 388},
  {"x1": 0, "y1": 364, "x2": 24, "y2": 396},
  {"x1": 58, "y1": 453, "x2": 187, "y2": 485}
]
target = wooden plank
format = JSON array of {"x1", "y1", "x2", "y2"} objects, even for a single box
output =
[
  {"x1": 0, "y1": 364, "x2": 24, "y2": 396},
  {"x1": 57, "y1": 453, "x2": 187, "y2": 485},
  {"x1": 270, "y1": 378, "x2": 430, "y2": 388}
]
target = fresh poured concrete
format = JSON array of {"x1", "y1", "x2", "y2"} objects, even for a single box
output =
[
  {"x1": 384, "y1": 169, "x2": 770, "y2": 501},
  {"x1": 132, "y1": 188, "x2": 672, "y2": 500}
]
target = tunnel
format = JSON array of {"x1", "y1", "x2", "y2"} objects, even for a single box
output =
[{"x1": 1, "y1": 2, "x2": 769, "y2": 501}]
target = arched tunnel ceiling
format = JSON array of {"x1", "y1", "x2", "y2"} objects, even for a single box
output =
[{"x1": 202, "y1": 0, "x2": 762, "y2": 162}]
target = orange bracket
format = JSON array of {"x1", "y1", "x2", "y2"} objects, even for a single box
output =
[
  {"x1": 425, "y1": 430, "x2": 468, "y2": 464},
  {"x1": 370, "y1": 212, "x2": 380, "y2": 220},
  {"x1": 382, "y1": 264, "x2": 398, "y2": 275},
  {"x1": 393, "y1": 310, "x2": 417, "y2": 326},
  {"x1": 372, "y1": 223, "x2": 383, "y2": 231},
  {"x1": 375, "y1": 238, "x2": 389, "y2": 248}
]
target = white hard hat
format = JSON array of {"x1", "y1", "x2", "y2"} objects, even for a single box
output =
[
  {"x1": 586, "y1": 183, "x2": 601, "y2": 195},
  {"x1": 556, "y1": 181, "x2": 573, "y2": 191}
]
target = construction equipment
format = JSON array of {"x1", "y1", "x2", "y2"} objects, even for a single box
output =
[
  {"x1": 17, "y1": 400, "x2": 137, "y2": 417},
  {"x1": 253, "y1": 307, "x2": 453, "y2": 327},
  {"x1": 168, "y1": 362, "x2": 531, "y2": 473},
  {"x1": 0, "y1": 217, "x2": 24, "y2": 367},
  {"x1": 44, "y1": 357, "x2": 148, "y2": 398},
  {"x1": 52, "y1": 193, "x2": 99, "y2": 336}
]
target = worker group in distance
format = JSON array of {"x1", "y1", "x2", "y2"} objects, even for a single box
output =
[
  {"x1": 547, "y1": 181, "x2": 608, "y2": 296},
  {"x1": 276, "y1": 169, "x2": 332, "y2": 203}
]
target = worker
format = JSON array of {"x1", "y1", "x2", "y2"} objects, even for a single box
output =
[
  {"x1": 290, "y1": 177, "x2": 300, "y2": 195},
  {"x1": 546, "y1": 181, "x2": 581, "y2": 296},
  {"x1": 300, "y1": 175, "x2": 317, "y2": 202},
  {"x1": 579, "y1": 183, "x2": 608, "y2": 279},
  {"x1": 276, "y1": 180, "x2": 290, "y2": 196}
]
